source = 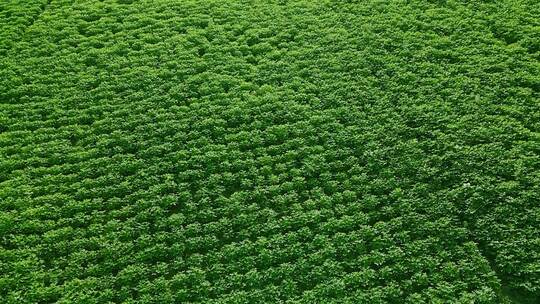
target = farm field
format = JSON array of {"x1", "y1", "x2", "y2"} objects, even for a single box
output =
[{"x1": 0, "y1": 0, "x2": 539, "y2": 303}]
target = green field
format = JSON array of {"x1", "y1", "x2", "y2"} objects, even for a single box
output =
[{"x1": 1, "y1": 0, "x2": 539, "y2": 303}]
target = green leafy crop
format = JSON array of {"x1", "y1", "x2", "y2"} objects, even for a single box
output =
[{"x1": 0, "y1": 0, "x2": 538, "y2": 303}]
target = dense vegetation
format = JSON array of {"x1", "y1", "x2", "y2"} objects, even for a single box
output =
[{"x1": 1, "y1": 0, "x2": 538, "y2": 303}]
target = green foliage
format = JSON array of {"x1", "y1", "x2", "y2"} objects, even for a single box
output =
[
  {"x1": 0, "y1": 0, "x2": 49, "y2": 55},
  {"x1": 1, "y1": 0, "x2": 538, "y2": 303}
]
